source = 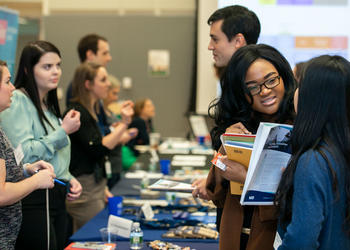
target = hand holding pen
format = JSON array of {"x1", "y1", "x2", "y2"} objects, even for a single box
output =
[
  {"x1": 26, "y1": 160, "x2": 56, "y2": 189},
  {"x1": 30, "y1": 160, "x2": 65, "y2": 187}
]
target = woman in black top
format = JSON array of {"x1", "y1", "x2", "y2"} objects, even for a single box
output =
[
  {"x1": 65, "y1": 62, "x2": 134, "y2": 231},
  {"x1": 127, "y1": 98, "x2": 155, "y2": 155}
]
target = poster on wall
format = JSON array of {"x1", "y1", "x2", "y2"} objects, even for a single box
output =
[
  {"x1": 220, "y1": 0, "x2": 350, "y2": 67},
  {"x1": 147, "y1": 49, "x2": 170, "y2": 77},
  {"x1": 0, "y1": 7, "x2": 19, "y2": 76}
]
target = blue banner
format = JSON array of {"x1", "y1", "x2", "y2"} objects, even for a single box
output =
[{"x1": 0, "y1": 7, "x2": 19, "y2": 76}]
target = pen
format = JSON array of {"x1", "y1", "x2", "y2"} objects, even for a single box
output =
[
  {"x1": 34, "y1": 169, "x2": 66, "y2": 186},
  {"x1": 54, "y1": 179, "x2": 67, "y2": 186}
]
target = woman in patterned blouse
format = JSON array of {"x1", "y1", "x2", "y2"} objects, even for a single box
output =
[{"x1": 0, "y1": 60, "x2": 56, "y2": 249}]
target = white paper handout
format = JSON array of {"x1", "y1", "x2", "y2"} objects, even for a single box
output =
[
  {"x1": 240, "y1": 122, "x2": 293, "y2": 205},
  {"x1": 148, "y1": 179, "x2": 195, "y2": 193}
]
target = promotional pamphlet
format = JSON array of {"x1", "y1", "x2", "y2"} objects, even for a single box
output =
[
  {"x1": 219, "y1": 133, "x2": 256, "y2": 195},
  {"x1": 240, "y1": 123, "x2": 293, "y2": 205}
]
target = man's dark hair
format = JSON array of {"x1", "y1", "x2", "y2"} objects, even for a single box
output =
[
  {"x1": 208, "y1": 5, "x2": 260, "y2": 44},
  {"x1": 77, "y1": 34, "x2": 108, "y2": 62}
]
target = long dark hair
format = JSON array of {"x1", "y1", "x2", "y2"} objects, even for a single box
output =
[
  {"x1": 208, "y1": 44, "x2": 295, "y2": 149},
  {"x1": 15, "y1": 41, "x2": 61, "y2": 134},
  {"x1": 275, "y1": 55, "x2": 350, "y2": 235}
]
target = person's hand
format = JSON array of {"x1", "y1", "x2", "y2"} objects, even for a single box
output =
[
  {"x1": 128, "y1": 128, "x2": 138, "y2": 139},
  {"x1": 226, "y1": 122, "x2": 251, "y2": 135},
  {"x1": 217, "y1": 156, "x2": 247, "y2": 183},
  {"x1": 192, "y1": 178, "x2": 210, "y2": 200},
  {"x1": 119, "y1": 128, "x2": 139, "y2": 144},
  {"x1": 26, "y1": 160, "x2": 55, "y2": 175},
  {"x1": 66, "y1": 178, "x2": 82, "y2": 201},
  {"x1": 120, "y1": 101, "x2": 134, "y2": 125},
  {"x1": 32, "y1": 169, "x2": 56, "y2": 189},
  {"x1": 62, "y1": 109, "x2": 81, "y2": 135},
  {"x1": 104, "y1": 187, "x2": 114, "y2": 203}
]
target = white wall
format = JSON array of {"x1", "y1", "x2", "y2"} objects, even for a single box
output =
[{"x1": 196, "y1": 0, "x2": 217, "y2": 114}]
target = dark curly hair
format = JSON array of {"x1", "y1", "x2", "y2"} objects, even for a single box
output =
[{"x1": 209, "y1": 44, "x2": 296, "y2": 150}]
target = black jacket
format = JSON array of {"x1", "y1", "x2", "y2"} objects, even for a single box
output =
[{"x1": 65, "y1": 102, "x2": 109, "y2": 179}]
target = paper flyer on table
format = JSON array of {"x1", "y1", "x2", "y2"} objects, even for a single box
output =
[
  {"x1": 148, "y1": 179, "x2": 195, "y2": 193},
  {"x1": 240, "y1": 123, "x2": 293, "y2": 205}
]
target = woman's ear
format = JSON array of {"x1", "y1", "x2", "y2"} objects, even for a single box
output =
[{"x1": 84, "y1": 80, "x2": 92, "y2": 90}]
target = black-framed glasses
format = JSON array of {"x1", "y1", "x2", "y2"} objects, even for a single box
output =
[{"x1": 246, "y1": 75, "x2": 281, "y2": 96}]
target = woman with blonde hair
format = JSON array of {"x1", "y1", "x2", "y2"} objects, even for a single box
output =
[{"x1": 100, "y1": 75, "x2": 138, "y2": 188}]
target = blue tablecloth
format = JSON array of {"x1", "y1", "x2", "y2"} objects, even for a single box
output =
[{"x1": 70, "y1": 207, "x2": 219, "y2": 249}]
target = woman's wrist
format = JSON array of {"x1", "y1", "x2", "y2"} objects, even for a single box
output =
[
  {"x1": 120, "y1": 120, "x2": 130, "y2": 127},
  {"x1": 23, "y1": 163, "x2": 32, "y2": 177}
]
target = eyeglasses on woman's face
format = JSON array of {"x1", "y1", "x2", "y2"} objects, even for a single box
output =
[{"x1": 246, "y1": 75, "x2": 281, "y2": 96}]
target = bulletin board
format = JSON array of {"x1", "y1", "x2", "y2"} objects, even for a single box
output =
[{"x1": 0, "y1": 7, "x2": 19, "y2": 75}]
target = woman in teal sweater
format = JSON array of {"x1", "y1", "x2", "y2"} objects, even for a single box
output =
[
  {"x1": 276, "y1": 55, "x2": 350, "y2": 249},
  {"x1": 0, "y1": 41, "x2": 82, "y2": 250}
]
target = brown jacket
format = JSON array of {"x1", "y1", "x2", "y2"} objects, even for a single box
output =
[{"x1": 206, "y1": 164, "x2": 277, "y2": 250}]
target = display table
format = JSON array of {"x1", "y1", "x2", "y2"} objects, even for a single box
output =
[
  {"x1": 70, "y1": 207, "x2": 219, "y2": 249},
  {"x1": 69, "y1": 140, "x2": 218, "y2": 249}
]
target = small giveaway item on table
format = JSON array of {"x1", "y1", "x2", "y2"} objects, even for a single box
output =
[
  {"x1": 162, "y1": 226, "x2": 218, "y2": 240},
  {"x1": 148, "y1": 240, "x2": 191, "y2": 250}
]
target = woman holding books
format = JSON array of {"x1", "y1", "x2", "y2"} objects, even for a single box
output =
[
  {"x1": 206, "y1": 44, "x2": 295, "y2": 250},
  {"x1": 275, "y1": 55, "x2": 350, "y2": 249}
]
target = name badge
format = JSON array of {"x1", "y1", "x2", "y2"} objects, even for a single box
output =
[
  {"x1": 105, "y1": 160, "x2": 112, "y2": 179},
  {"x1": 14, "y1": 144, "x2": 24, "y2": 166}
]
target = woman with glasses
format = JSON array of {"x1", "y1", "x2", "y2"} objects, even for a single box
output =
[
  {"x1": 206, "y1": 44, "x2": 295, "y2": 250},
  {"x1": 275, "y1": 55, "x2": 350, "y2": 249}
]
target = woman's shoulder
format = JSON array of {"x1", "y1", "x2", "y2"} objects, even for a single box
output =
[
  {"x1": 65, "y1": 102, "x2": 95, "y2": 124},
  {"x1": 0, "y1": 90, "x2": 33, "y2": 119},
  {"x1": 131, "y1": 116, "x2": 146, "y2": 126},
  {"x1": 296, "y1": 147, "x2": 337, "y2": 180},
  {"x1": 66, "y1": 102, "x2": 88, "y2": 114},
  {"x1": 12, "y1": 89, "x2": 32, "y2": 104}
]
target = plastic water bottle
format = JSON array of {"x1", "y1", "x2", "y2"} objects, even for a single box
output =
[
  {"x1": 140, "y1": 175, "x2": 149, "y2": 189},
  {"x1": 130, "y1": 222, "x2": 143, "y2": 249}
]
